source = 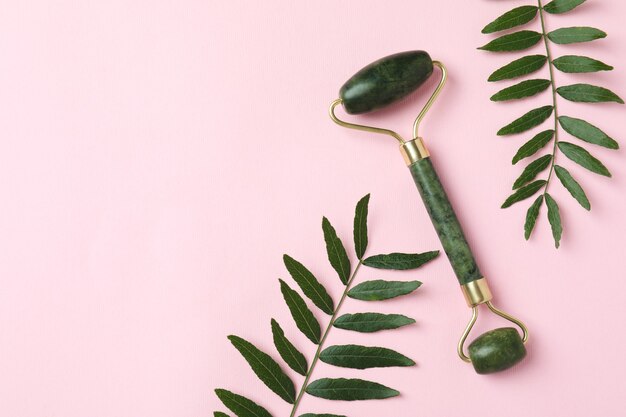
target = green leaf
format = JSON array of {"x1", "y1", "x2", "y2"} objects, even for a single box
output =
[
  {"x1": 215, "y1": 389, "x2": 273, "y2": 417},
  {"x1": 481, "y1": 6, "x2": 538, "y2": 34},
  {"x1": 333, "y1": 313, "x2": 415, "y2": 333},
  {"x1": 501, "y1": 180, "x2": 546, "y2": 208},
  {"x1": 228, "y1": 335, "x2": 295, "y2": 404},
  {"x1": 299, "y1": 414, "x2": 347, "y2": 417},
  {"x1": 353, "y1": 194, "x2": 370, "y2": 260},
  {"x1": 553, "y1": 55, "x2": 613, "y2": 73},
  {"x1": 545, "y1": 194, "x2": 563, "y2": 248},
  {"x1": 556, "y1": 84, "x2": 624, "y2": 104},
  {"x1": 347, "y1": 280, "x2": 421, "y2": 301},
  {"x1": 479, "y1": 30, "x2": 543, "y2": 52},
  {"x1": 558, "y1": 142, "x2": 612, "y2": 177},
  {"x1": 319, "y1": 344, "x2": 415, "y2": 369},
  {"x1": 214, "y1": 412, "x2": 231, "y2": 417},
  {"x1": 559, "y1": 116, "x2": 618, "y2": 149},
  {"x1": 488, "y1": 55, "x2": 547, "y2": 82},
  {"x1": 512, "y1": 130, "x2": 555, "y2": 164},
  {"x1": 512, "y1": 154, "x2": 552, "y2": 189},
  {"x1": 306, "y1": 378, "x2": 400, "y2": 401},
  {"x1": 497, "y1": 106, "x2": 553, "y2": 136},
  {"x1": 271, "y1": 319, "x2": 308, "y2": 376},
  {"x1": 363, "y1": 251, "x2": 439, "y2": 270},
  {"x1": 547, "y1": 27, "x2": 606, "y2": 44},
  {"x1": 491, "y1": 79, "x2": 551, "y2": 101},
  {"x1": 283, "y1": 254, "x2": 334, "y2": 315},
  {"x1": 279, "y1": 279, "x2": 321, "y2": 344},
  {"x1": 322, "y1": 217, "x2": 351, "y2": 285},
  {"x1": 554, "y1": 165, "x2": 591, "y2": 210},
  {"x1": 544, "y1": 0, "x2": 586, "y2": 14},
  {"x1": 524, "y1": 195, "x2": 544, "y2": 240}
]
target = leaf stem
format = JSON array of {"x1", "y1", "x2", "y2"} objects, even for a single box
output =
[
  {"x1": 537, "y1": 0, "x2": 560, "y2": 195},
  {"x1": 288, "y1": 260, "x2": 364, "y2": 417}
]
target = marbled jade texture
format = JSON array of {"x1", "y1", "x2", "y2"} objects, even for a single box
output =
[
  {"x1": 409, "y1": 158, "x2": 482, "y2": 285},
  {"x1": 339, "y1": 50, "x2": 433, "y2": 114},
  {"x1": 468, "y1": 327, "x2": 527, "y2": 375}
]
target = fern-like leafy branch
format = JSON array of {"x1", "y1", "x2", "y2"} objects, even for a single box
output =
[
  {"x1": 214, "y1": 194, "x2": 439, "y2": 417},
  {"x1": 480, "y1": 0, "x2": 623, "y2": 248}
]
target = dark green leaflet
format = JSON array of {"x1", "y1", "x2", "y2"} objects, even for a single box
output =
[
  {"x1": 479, "y1": 30, "x2": 543, "y2": 52},
  {"x1": 512, "y1": 154, "x2": 552, "y2": 189},
  {"x1": 279, "y1": 279, "x2": 321, "y2": 344},
  {"x1": 482, "y1": 6, "x2": 538, "y2": 34},
  {"x1": 306, "y1": 378, "x2": 399, "y2": 401},
  {"x1": 547, "y1": 27, "x2": 606, "y2": 44},
  {"x1": 322, "y1": 217, "x2": 351, "y2": 285},
  {"x1": 524, "y1": 195, "x2": 544, "y2": 240},
  {"x1": 488, "y1": 55, "x2": 547, "y2": 82},
  {"x1": 215, "y1": 389, "x2": 273, "y2": 417},
  {"x1": 283, "y1": 254, "x2": 334, "y2": 315},
  {"x1": 559, "y1": 116, "x2": 618, "y2": 149},
  {"x1": 271, "y1": 319, "x2": 308, "y2": 376},
  {"x1": 553, "y1": 55, "x2": 613, "y2": 73},
  {"x1": 497, "y1": 106, "x2": 553, "y2": 136},
  {"x1": 545, "y1": 194, "x2": 563, "y2": 248},
  {"x1": 556, "y1": 84, "x2": 624, "y2": 104},
  {"x1": 214, "y1": 412, "x2": 231, "y2": 417},
  {"x1": 544, "y1": 0, "x2": 587, "y2": 14},
  {"x1": 228, "y1": 335, "x2": 295, "y2": 404},
  {"x1": 353, "y1": 194, "x2": 370, "y2": 260},
  {"x1": 333, "y1": 313, "x2": 415, "y2": 333},
  {"x1": 362, "y1": 251, "x2": 439, "y2": 270},
  {"x1": 512, "y1": 130, "x2": 555, "y2": 164},
  {"x1": 299, "y1": 414, "x2": 346, "y2": 417},
  {"x1": 491, "y1": 79, "x2": 551, "y2": 101},
  {"x1": 501, "y1": 180, "x2": 546, "y2": 208},
  {"x1": 347, "y1": 280, "x2": 421, "y2": 301},
  {"x1": 319, "y1": 345, "x2": 415, "y2": 369},
  {"x1": 554, "y1": 166, "x2": 591, "y2": 210},
  {"x1": 558, "y1": 142, "x2": 611, "y2": 177}
]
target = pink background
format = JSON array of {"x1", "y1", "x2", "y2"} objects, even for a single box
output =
[{"x1": 1, "y1": 1, "x2": 625, "y2": 416}]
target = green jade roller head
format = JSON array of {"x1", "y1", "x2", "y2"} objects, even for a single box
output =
[{"x1": 329, "y1": 51, "x2": 529, "y2": 375}]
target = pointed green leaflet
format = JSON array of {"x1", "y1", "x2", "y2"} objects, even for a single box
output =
[
  {"x1": 319, "y1": 344, "x2": 415, "y2": 369},
  {"x1": 545, "y1": 194, "x2": 563, "y2": 248},
  {"x1": 554, "y1": 165, "x2": 590, "y2": 210},
  {"x1": 306, "y1": 378, "x2": 399, "y2": 401},
  {"x1": 322, "y1": 217, "x2": 351, "y2": 285},
  {"x1": 279, "y1": 279, "x2": 321, "y2": 344},
  {"x1": 512, "y1": 130, "x2": 554, "y2": 164},
  {"x1": 501, "y1": 180, "x2": 546, "y2": 208},
  {"x1": 333, "y1": 313, "x2": 415, "y2": 333},
  {"x1": 283, "y1": 254, "x2": 334, "y2": 315},
  {"x1": 482, "y1": 6, "x2": 538, "y2": 34},
  {"x1": 363, "y1": 251, "x2": 439, "y2": 270},
  {"x1": 558, "y1": 142, "x2": 611, "y2": 177},
  {"x1": 497, "y1": 106, "x2": 553, "y2": 136},
  {"x1": 553, "y1": 55, "x2": 613, "y2": 73},
  {"x1": 524, "y1": 195, "x2": 544, "y2": 240},
  {"x1": 271, "y1": 319, "x2": 308, "y2": 376},
  {"x1": 488, "y1": 55, "x2": 547, "y2": 82},
  {"x1": 228, "y1": 335, "x2": 295, "y2": 403}
]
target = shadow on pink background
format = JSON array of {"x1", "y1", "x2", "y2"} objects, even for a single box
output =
[{"x1": 1, "y1": 1, "x2": 625, "y2": 416}]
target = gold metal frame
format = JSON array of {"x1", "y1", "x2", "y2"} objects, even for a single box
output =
[{"x1": 328, "y1": 61, "x2": 448, "y2": 145}]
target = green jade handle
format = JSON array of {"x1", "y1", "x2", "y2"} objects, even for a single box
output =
[{"x1": 408, "y1": 158, "x2": 482, "y2": 285}]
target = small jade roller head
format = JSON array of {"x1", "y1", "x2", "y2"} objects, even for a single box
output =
[
  {"x1": 468, "y1": 327, "x2": 527, "y2": 374},
  {"x1": 339, "y1": 51, "x2": 434, "y2": 114}
]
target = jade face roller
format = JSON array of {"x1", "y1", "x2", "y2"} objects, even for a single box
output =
[{"x1": 329, "y1": 51, "x2": 528, "y2": 374}]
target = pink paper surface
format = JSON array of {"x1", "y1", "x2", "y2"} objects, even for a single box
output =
[{"x1": 1, "y1": 1, "x2": 625, "y2": 416}]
